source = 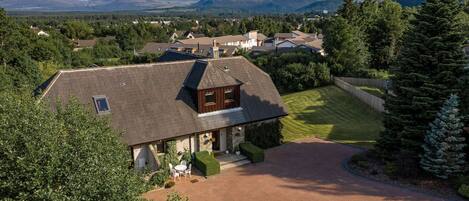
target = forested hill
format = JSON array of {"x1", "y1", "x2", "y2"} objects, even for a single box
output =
[{"x1": 195, "y1": 0, "x2": 425, "y2": 12}]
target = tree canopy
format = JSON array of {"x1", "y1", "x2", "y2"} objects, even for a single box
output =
[
  {"x1": 0, "y1": 92, "x2": 146, "y2": 200},
  {"x1": 376, "y1": 0, "x2": 468, "y2": 176}
]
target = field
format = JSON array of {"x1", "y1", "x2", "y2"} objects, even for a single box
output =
[{"x1": 281, "y1": 86, "x2": 383, "y2": 149}]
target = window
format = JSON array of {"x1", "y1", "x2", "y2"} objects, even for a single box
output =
[
  {"x1": 93, "y1": 95, "x2": 111, "y2": 114},
  {"x1": 224, "y1": 89, "x2": 234, "y2": 102},
  {"x1": 156, "y1": 140, "x2": 165, "y2": 153},
  {"x1": 205, "y1": 91, "x2": 216, "y2": 105}
]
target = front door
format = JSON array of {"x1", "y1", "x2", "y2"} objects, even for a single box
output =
[{"x1": 212, "y1": 130, "x2": 220, "y2": 151}]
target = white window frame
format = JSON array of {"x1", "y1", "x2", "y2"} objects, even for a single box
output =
[{"x1": 93, "y1": 95, "x2": 111, "y2": 115}]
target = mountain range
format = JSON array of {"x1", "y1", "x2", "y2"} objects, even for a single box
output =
[
  {"x1": 0, "y1": 0, "x2": 424, "y2": 12},
  {"x1": 0, "y1": 0, "x2": 198, "y2": 11}
]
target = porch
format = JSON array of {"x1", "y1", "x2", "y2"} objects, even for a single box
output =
[{"x1": 215, "y1": 152, "x2": 251, "y2": 170}]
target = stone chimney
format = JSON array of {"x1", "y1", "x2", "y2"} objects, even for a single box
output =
[{"x1": 210, "y1": 39, "x2": 220, "y2": 59}]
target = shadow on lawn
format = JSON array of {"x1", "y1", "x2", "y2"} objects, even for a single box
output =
[
  {"x1": 289, "y1": 87, "x2": 382, "y2": 148},
  {"x1": 234, "y1": 140, "x2": 434, "y2": 201}
]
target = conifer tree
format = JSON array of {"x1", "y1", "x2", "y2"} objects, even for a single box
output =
[
  {"x1": 338, "y1": 0, "x2": 359, "y2": 22},
  {"x1": 376, "y1": 0, "x2": 468, "y2": 174},
  {"x1": 420, "y1": 95, "x2": 466, "y2": 179}
]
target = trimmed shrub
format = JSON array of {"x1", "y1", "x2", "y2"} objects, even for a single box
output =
[
  {"x1": 245, "y1": 120, "x2": 283, "y2": 149},
  {"x1": 240, "y1": 142, "x2": 264, "y2": 163},
  {"x1": 194, "y1": 151, "x2": 220, "y2": 176},
  {"x1": 458, "y1": 184, "x2": 469, "y2": 198},
  {"x1": 149, "y1": 170, "x2": 169, "y2": 187}
]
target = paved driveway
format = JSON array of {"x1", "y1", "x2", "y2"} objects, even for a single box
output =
[{"x1": 144, "y1": 138, "x2": 443, "y2": 201}]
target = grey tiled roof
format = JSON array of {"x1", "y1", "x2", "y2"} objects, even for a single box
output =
[
  {"x1": 184, "y1": 61, "x2": 242, "y2": 90},
  {"x1": 39, "y1": 57, "x2": 288, "y2": 145}
]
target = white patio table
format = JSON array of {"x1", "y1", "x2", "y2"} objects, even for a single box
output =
[{"x1": 174, "y1": 164, "x2": 187, "y2": 173}]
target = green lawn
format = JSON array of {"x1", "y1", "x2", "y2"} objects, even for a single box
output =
[
  {"x1": 281, "y1": 85, "x2": 383, "y2": 149},
  {"x1": 356, "y1": 86, "x2": 385, "y2": 99}
]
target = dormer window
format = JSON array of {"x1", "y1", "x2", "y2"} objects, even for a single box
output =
[
  {"x1": 204, "y1": 91, "x2": 216, "y2": 105},
  {"x1": 93, "y1": 95, "x2": 111, "y2": 115},
  {"x1": 224, "y1": 89, "x2": 234, "y2": 102}
]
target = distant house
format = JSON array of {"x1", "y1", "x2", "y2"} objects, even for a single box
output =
[
  {"x1": 265, "y1": 30, "x2": 325, "y2": 55},
  {"x1": 276, "y1": 40, "x2": 298, "y2": 48},
  {"x1": 256, "y1": 33, "x2": 268, "y2": 46},
  {"x1": 157, "y1": 50, "x2": 208, "y2": 62},
  {"x1": 177, "y1": 30, "x2": 261, "y2": 50},
  {"x1": 73, "y1": 39, "x2": 97, "y2": 51},
  {"x1": 38, "y1": 56, "x2": 288, "y2": 171},
  {"x1": 185, "y1": 32, "x2": 206, "y2": 39},
  {"x1": 30, "y1": 26, "x2": 50, "y2": 37},
  {"x1": 140, "y1": 42, "x2": 238, "y2": 58},
  {"x1": 170, "y1": 31, "x2": 185, "y2": 43}
]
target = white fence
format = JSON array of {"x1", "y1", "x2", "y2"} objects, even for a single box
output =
[
  {"x1": 333, "y1": 77, "x2": 385, "y2": 112},
  {"x1": 337, "y1": 77, "x2": 390, "y2": 90}
]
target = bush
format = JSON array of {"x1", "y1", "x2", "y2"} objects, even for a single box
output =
[
  {"x1": 165, "y1": 141, "x2": 179, "y2": 167},
  {"x1": 252, "y1": 51, "x2": 330, "y2": 93},
  {"x1": 181, "y1": 149, "x2": 192, "y2": 164},
  {"x1": 346, "y1": 68, "x2": 390, "y2": 79},
  {"x1": 384, "y1": 162, "x2": 398, "y2": 179},
  {"x1": 194, "y1": 151, "x2": 220, "y2": 176},
  {"x1": 275, "y1": 62, "x2": 331, "y2": 92},
  {"x1": 164, "y1": 180, "x2": 176, "y2": 189},
  {"x1": 245, "y1": 121, "x2": 283, "y2": 149},
  {"x1": 459, "y1": 184, "x2": 469, "y2": 198},
  {"x1": 149, "y1": 170, "x2": 169, "y2": 187},
  {"x1": 239, "y1": 142, "x2": 264, "y2": 163},
  {"x1": 453, "y1": 175, "x2": 469, "y2": 189},
  {"x1": 167, "y1": 192, "x2": 189, "y2": 201}
]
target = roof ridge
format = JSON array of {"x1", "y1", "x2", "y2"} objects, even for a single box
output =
[{"x1": 58, "y1": 59, "x2": 197, "y2": 73}]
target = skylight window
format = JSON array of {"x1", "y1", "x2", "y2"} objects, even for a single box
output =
[{"x1": 93, "y1": 95, "x2": 111, "y2": 115}]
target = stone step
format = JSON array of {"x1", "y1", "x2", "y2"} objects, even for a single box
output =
[
  {"x1": 218, "y1": 155, "x2": 248, "y2": 166},
  {"x1": 220, "y1": 159, "x2": 251, "y2": 170}
]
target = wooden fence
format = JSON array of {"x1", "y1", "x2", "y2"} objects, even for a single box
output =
[
  {"x1": 333, "y1": 77, "x2": 385, "y2": 112},
  {"x1": 337, "y1": 77, "x2": 390, "y2": 90}
]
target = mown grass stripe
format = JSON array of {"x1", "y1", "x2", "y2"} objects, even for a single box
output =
[{"x1": 281, "y1": 85, "x2": 383, "y2": 148}]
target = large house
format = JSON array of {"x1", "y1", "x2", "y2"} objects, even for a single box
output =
[
  {"x1": 253, "y1": 30, "x2": 324, "y2": 55},
  {"x1": 176, "y1": 30, "x2": 262, "y2": 50},
  {"x1": 140, "y1": 42, "x2": 238, "y2": 58},
  {"x1": 38, "y1": 55, "x2": 288, "y2": 171}
]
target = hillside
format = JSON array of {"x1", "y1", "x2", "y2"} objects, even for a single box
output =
[
  {"x1": 196, "y1": 0, "x2": 425, "y2": 12},
  {"x1": 0, "y1": 0, "x2": 198, "y2": 11},
  {"x1": 195, "y1": 0, "x2": 329, "y2": 12},
  {"x1": 0, "y1": 0, "x2": 425, "y2": 12}
]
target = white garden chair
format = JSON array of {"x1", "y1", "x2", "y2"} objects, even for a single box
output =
[
  {"x1": 185, "y1": 163, "x2": 192, "y2": 178},
  {"x1": 170, "y1": 169, "x2": 180, "y2": 181},
  {"x1": 180, "y1": 160, "x2": 187, "y2": 166}
]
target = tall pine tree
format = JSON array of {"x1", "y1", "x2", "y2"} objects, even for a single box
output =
[
  {"x1": 376, "y1": 0, "x2": 468, "y2": 175},
  {"x1": 420, "y1": 95, "x2": 466, "y2": 179}
]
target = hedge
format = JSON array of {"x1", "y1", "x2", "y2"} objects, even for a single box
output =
[
  {"x1": 240, "y1": 142, "x2": 264, "y2": 163},
  {"x1": 194, "y1": 151, "x2": 220, "y2": 176},
  {"x1": 245, "y1": 120, "x2": 283, "y2": 149}
]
